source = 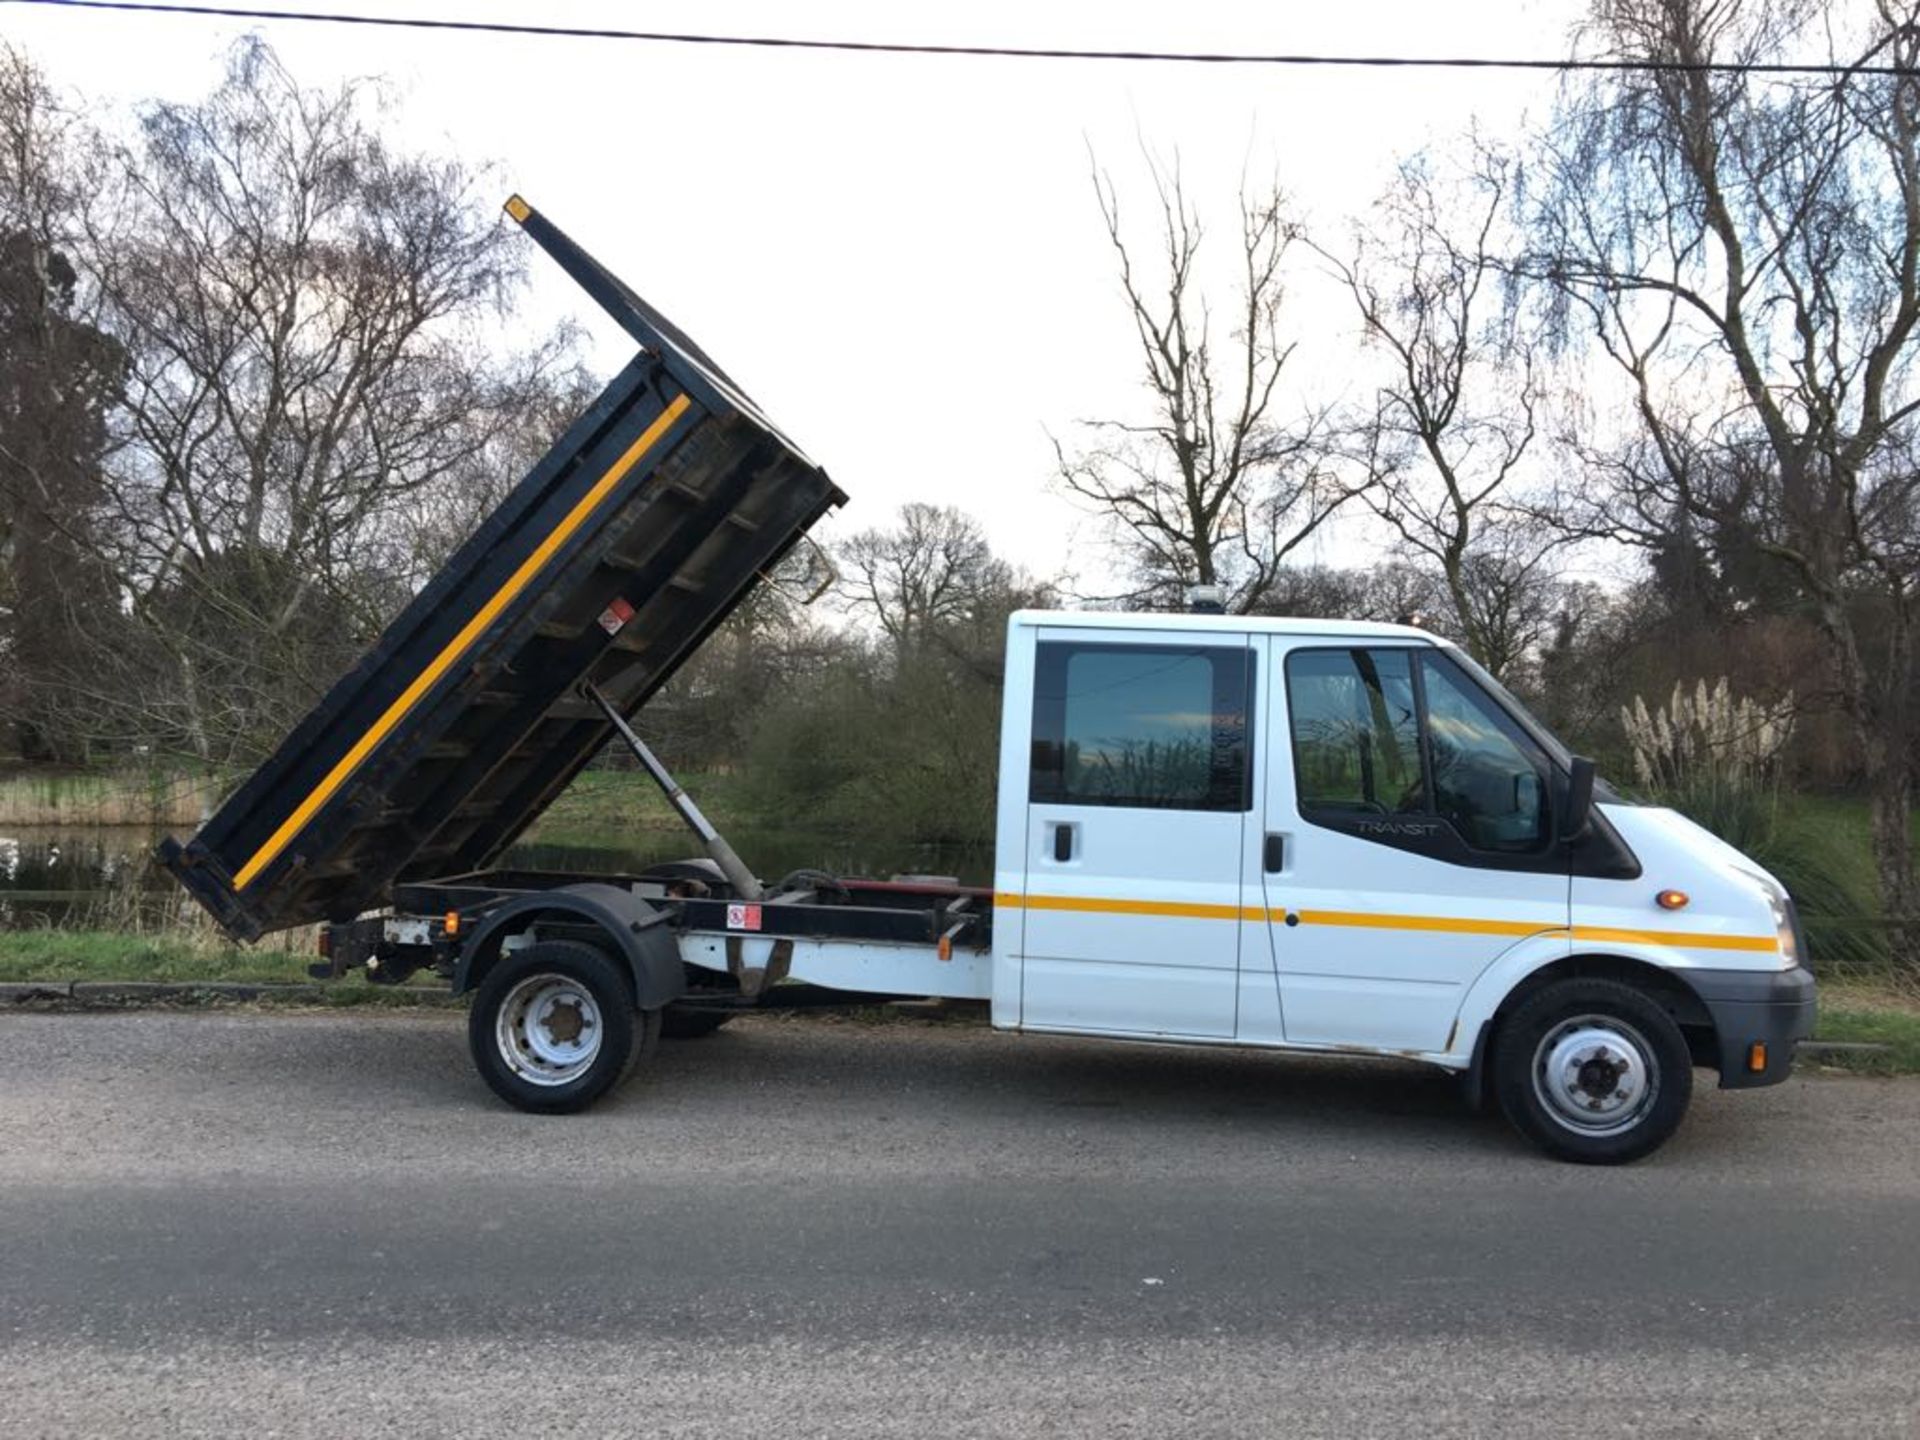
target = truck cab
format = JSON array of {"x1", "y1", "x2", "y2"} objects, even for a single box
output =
[{"x1": 990, "y1": 610, "x2": 1815, "y2": 1162}]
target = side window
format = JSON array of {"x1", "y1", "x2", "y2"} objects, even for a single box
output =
[
  {"x1": 1285, "y1": 648, "x2": 1423, "y2": 814},
  {"x1": 1030, "y1": 642, "x2": 1253, "y2": 811},
  {"x1": 1285, "y1": 646, "x2": 1553, "y2": 856},
  {"x1": 1419, "y1": 653, "x2": 1550, "y2": 853}
]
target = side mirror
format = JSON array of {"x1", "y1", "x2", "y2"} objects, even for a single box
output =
[{"x1": 1559, "y1": 755, "x2": 1596, "y2": 843}]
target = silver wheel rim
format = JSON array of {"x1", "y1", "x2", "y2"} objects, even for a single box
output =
[
  {"x1": 1531, "y1": 1014, "x2": 1659, "y2": 1137},
  {"x1": 495, "y1": 973, "x2": 604, "y2": 1087}
]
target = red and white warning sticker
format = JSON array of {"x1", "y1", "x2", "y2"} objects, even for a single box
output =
[
  {"x1": 725, "y1": 903, "x2": 763, "y2": 932},
  {"x1": 597, "y1": 597, "x2": 637, "y2": 635}
]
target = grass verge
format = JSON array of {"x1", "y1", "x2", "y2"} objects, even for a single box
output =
[
  {"x1": 0, "y1": 930, "x2": 444, "y2": 1006},
  {"x1": 0, "y1": 929, "x2": 312, "y2": 984},
  {"x1": 1806, "y1": 985, "x2": 1920, "y2": 1076}
]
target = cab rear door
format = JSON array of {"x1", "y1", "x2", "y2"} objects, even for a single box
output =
[{"x1": 1018, "y1": 626, "x2": 1255, "y2": 1038}]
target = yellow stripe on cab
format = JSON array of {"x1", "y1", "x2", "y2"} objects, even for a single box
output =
[{"x1": 994, "y1": 891, "x2": 1776, "y2": 954}]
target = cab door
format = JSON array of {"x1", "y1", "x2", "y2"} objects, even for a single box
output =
[
  {"x1": 1020, "y1": 628, "x2": 1254, "y2": 1038},
  {"x1": 1260, "y1": 641, "x2": 1570, "y2": 1053}
]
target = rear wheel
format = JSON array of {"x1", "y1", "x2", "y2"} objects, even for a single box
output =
[
  {"x1": 1493, "y1": 977, "x2": 1693, "y2": 1164},
  {"x1": 469, "y1": 940, "x2": 647, "y2": 1114}
]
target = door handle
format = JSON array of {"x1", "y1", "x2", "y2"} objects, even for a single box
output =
[
  {"x1": 1263, "y1": 832, "x2": 1285, "y2": 873},
  {"x1": 1053, "y1": 823, "x2": 1074, "y2": 863}
]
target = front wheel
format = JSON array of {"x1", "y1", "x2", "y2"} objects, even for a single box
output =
[
  {"x1": 1493, "y1": 978, "x2": 1693, "y2": 1164},
  {"x1": 468, "y1": 941, "x2": 652, "y2": 1114}
]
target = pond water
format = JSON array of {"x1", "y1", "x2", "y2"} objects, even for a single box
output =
[{"x1": 0, "y1": 824, "x2": 993, "y2": 931}]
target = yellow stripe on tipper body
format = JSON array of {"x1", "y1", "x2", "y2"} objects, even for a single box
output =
[{"x1": 233, "y1": 393, "x2": 694, "y2": 892}]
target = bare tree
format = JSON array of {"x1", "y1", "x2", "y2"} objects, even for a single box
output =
[
  {"x1": 1319, "y1": 148, "x2": 1556, "y2": 678},
  {"x1": 641, "y1": 550, "x2": 849, "y2": 774},
  {"x1": 1054, "y1": 152, "x2": 1354, "y2": 612},
  {"x1": 0, "y1": 45, "x2": 123, "y2": 761},
  {"x1": 1525, "y1": 0, "x2": 1920, "y2": 936},
  {"x1": 838, "y1": 502, "x2": 1016, "y2": 655},
  {"x1": 62, "y1": 38, "x2": 576, "y2": 761},
  {"x1": 392, "y1": 362, "x2": 598, "y2": 588}
]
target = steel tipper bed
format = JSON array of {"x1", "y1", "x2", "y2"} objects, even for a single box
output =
[
  {"x1": 160, "y1": 197, "x2": 993, "y2": 1114},
  {"x1": 159, "y1": 197, "x2": 845, "y2": 943}
]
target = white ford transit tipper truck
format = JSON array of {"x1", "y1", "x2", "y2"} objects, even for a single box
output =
[{"x1": 161, "y1": 200, "x2": 1815, "y2": 1165}]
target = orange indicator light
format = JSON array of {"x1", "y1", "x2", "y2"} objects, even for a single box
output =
[
  {"x1": 444, "y1": 911, "x2": 461, "y2": 937},
  {"x1": 1748, "y1": 1042, "x2": 1768, "y2": 1073},
  {"x1": 1655, "y1": 889, "x2": 1690, "y2": 910}
]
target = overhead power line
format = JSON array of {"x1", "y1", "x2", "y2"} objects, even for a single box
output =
[{"x1": 4, "y1": 0, "x2": 1916, "y2": 77}]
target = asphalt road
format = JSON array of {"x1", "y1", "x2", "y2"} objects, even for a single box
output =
[{"x1": 0, "y1": 1008, "x2": 1915, "y2": 1438}]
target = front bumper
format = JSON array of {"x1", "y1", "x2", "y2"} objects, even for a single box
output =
[{"x1": 1684, "y1": 966, "x2": 1818, "y2": 1088}]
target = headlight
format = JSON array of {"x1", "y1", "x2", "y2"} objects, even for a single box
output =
[
  {"x1": 1741, "y1": 869, "x2": 1801, "y2": 967},
  {"x1": 1765, "y1": 886, "x2": 1800, "y2": 968}
]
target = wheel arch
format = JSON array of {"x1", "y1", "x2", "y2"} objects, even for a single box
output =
[
  {"x1": 1461, "y1": 949, "x2": 1718, "y2": 1110},
  {"x1": 452, "y1": 882, "x2": 686, "y2": 1011}
]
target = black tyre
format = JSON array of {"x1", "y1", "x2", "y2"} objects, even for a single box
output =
[
  {"x1": 659, "y1": 1006, "x2": 734, "y2": 1040},
  {"x1": 1492, "y1": 977, "x2": 1693, "y2": 1164},
  {"x1": 469, "y1": 940, "x2": 645, "y2": 1114}
]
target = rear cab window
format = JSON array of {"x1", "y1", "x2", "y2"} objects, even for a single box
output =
[{"x1": 1030, "y1": 642, "x2": 1254, "y2": 811}]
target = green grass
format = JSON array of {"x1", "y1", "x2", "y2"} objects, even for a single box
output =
[
  {"x1": 1778, "y1": 791, "x2": 1920, "y2": 883},
  {"x1": 1807, "y1": 989, "x2": 1920, "y2": 1076},
  {"x1": 0, "y1": 930, "x2": 453, "y2": 1004},
  {"x1": 0, "y1": 930, "x2": 312, "y2": 983},
  {"x1": 1781, "y1": 793, "x2": 1880, "y2": 861},
  {"x1": 0, "y1": 767, "x2": 229, "y2": 825},
  {"x1": 529, "y1": 768, "x2": 754, "y2": 835}
]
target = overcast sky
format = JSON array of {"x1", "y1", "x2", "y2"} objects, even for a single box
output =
[{"x1": 3, "y1": 0, "x2": 1592, "y2": 586}]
